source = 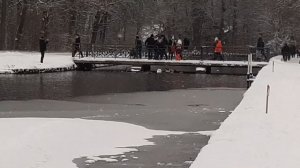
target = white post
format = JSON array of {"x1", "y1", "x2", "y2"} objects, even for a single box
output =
[
  {"x1": 247, "y1": 54, "x2": 250, "y2": 75},
  {"x1": 266, "y1": 85, "x2": 270, "y2": 114},
  {"x1": 250, "y1": 53, "x2": 253, "y2": 75}
]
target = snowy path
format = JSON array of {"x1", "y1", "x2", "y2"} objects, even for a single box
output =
[
  {"x1": 0, "y1": 52, "x2": 75, "y2": 73},
  {"x1": 190, "y1": 57, "x2": 300, "y2": 168}
]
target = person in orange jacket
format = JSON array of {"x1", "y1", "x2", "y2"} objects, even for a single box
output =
[{"x1": 213, "y1": 37, "x2": 224, "y2": 61}]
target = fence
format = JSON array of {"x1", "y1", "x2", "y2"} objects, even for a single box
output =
[{"x1": 74, "y1": 43, "x2": 271, "y2": 62}]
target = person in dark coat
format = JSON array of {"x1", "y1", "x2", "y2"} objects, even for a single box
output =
[
  {"x1": 39, "y1": 35, "x2": 48, "y2": 63},
  {"x1": 281, "y1": 43, "x2": 290, "y2": 62},
  {"x1": 135, "y1": 36, "x2": 143, "y2": 59},
  {"x1": 290, "y1": 43, "x2": 296, "y2": 58},
  {"x1": 183, "y1": 37, "x2": 190, "y2": 50},
  {"x1": 168, "y1": 36, "x2": 176, "y2": 60},
  {"x1": 154, "y1": 36, "x2": 159, "y2": 60},
  {"x1": 145, "y1": 34, "x2": 155, "y2": 59},
  {"x1": 257, "y1": 35, "x2": 267, "y2": 61},
  {"x1": 157, "y1": 35, "x2": 168, "y2": 60},
  {"x1": 72, "y1": 34, "x2": 84, "y2": 58}
]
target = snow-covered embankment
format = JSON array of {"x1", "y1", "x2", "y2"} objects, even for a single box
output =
[
  {"x1": 0, "y1": 52, "x2": 76, "y2": 74},
  {"x1": 190, "y1": 57, "x2": 300, "y2": 168}
]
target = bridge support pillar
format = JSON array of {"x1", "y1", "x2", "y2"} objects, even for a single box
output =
[
  {"x1": 206, "y1": 67, "x2": 212, "y2": 74},
  {"x1": 76, "y1": 63, "x2": 93, "y2": 71},
  {"x1": 141, "y1": 65, "x2": 151, "y2": 72}
]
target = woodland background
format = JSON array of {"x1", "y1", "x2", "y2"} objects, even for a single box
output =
[{"x1": 0, "y1": 0, "x2": 299, "y2": 53}]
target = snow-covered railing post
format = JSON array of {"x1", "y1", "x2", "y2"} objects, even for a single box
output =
[
  {"x1": 247, "y1": 54, "x2": 254, "y2": 88},
  {"x1": 92, "y1": 44, "x2": 95, "y2": 59},
  {"x1": 266, "y1": 85, "x2": 270, "y2": 114},
  {"x1": 272, "y1": 61, "x2": 275, "y2": 72}
]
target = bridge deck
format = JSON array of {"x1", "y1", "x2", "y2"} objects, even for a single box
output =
[{"x1": 73, "y1": 58, "x2": 268, "y2": 68}]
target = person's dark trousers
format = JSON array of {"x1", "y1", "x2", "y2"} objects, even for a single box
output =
[
  {"x1": 137, "y1": 48, "x2": 142, "y2": 59},
  {"x1": 283, "y1": 55, "x2": 287, "y2": 62},
  {"x1": 154, "y1": 49, "x2": 159, "y2": 60},
  {"x1": 147, "y1": 48, "x2": 153, "y2": 59},
  {"x1": 72, "y1": 49, "x2": 83, "y2": 58},
  {"x1": 169, "y1": 51, "x2": 174, "y2": 60},
  {"x1": 260, "y1": 49, "x2": 267, "y2": 61},
  {"x1": 288, "y1": 54, "x2": 291, "y2": 61},
  {"x1": 213, "y1": 53, "x2": 224, "y2": 61},
  {"x1": 40, "y1": 51, "x2": 45, "y2": 63},
  {"x1": 162, "y1": 49, "x2": 168, "y2": 60}
]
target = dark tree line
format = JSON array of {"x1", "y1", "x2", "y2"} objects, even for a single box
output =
[{"x1": 0, "y1": 0, "x2": 300, "y2": 53}]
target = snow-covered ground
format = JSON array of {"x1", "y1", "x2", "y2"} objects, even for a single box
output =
[
  {"x1": 190, "y1": 57, "x2": 300, "y2": 168},
  {"x1": 0, "y1": 117, "x2": 210, "y2": 168},
  {"x1": 0, "y1": 52, "x2": 75, "y2": 73}
]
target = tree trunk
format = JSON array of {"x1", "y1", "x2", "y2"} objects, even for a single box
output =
[
  {"x1": 219, "y1": 0, "x2": 225, "y2": 39},
  {"x1": 68, "y1": 0, "x2": 76, "y2": 38},
  {"x1": 14, "y1": 0, "x2": 28, "y2": 50},
  {"x1": 90, "y1": 11, "x2": 101, "y2": 44},
  {"x1": 231, "y1": 0, "x2": 238, "y2": 45},
  {"x1": 99, "y1": 12, "x2": 108, "y2": 44},
  {"x1": 41, "y1": 11, "x2": 50, "y2": 38},
  {"x1": 0, "y1": 0, "x2": 7, "y2": 50}
]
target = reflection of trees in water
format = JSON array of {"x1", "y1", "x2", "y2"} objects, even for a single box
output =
[
  {"x1": 39, "y1": 75, "x2": 45, "y2": 99},
  {"x1": 1, "y1": 72, "x2": 246, "y2": 101}
]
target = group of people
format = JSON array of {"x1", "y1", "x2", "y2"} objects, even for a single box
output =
[
  {"x1": 134, "y1": 34, "x2": 190, "y2": 60},
  {"x1": 39, "y1": 32, "x2": 299, "y2": 64},
  {"x1": 281, "y1": 42, "x2": 298, "y2": 62},
  {"x1": 257, "y1": 35, "x2": 299, "y2": 62},
  {"x1": 39, "y1": 33, "x2": 83, "y2": 63}
]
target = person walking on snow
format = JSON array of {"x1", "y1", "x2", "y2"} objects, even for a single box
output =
[
  {"x1": 290, "y1": 42, "x2": 296, "y2": 58},
  {"x1": 281, "y1": 43, "x2": 290, "y2": 62},
  {"x1": 72, "y1": 33, "x2": 84, "y2": 58},
  {"x1": 39, "y1": 35, "x2": 48, "y2": 63},
  {"x1": 213, "y1": 37, "x2": 224, "y2": 61},
  {"x1": 256, "y1": 35, "x2": 266, "y2": 60}
]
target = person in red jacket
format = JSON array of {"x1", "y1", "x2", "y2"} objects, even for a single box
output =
[{"x1": 213, "y1": 37, "x2": 224, "y2": 61}]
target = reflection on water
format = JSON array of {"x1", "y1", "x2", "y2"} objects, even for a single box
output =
[{"x1": 0, "y1": 71, "x2": 246, "y2": 100}]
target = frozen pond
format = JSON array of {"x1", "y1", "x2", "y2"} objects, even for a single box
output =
[{"x1": 0, "y1": 71, "x2": 246, "y2": 167}]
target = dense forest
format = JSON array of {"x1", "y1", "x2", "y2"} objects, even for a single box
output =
[{"x1": 0, "y1": 0, "x2": 299, "y2": 53}]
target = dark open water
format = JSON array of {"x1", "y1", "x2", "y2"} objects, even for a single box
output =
[{"x1": 0, "y1": 71, "x2": 246, "y2": 100}]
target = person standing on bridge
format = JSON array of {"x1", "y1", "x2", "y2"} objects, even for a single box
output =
[
  {"x1": 213, "y1": 37, "x2": 224, "y2": 61},
  {"x1": 72, "y1": 33, "x2": 84, "y2": 58},
  {"x1": 145, "y1": 34, "x2": 155, "y2": 60},
  {"x1": 175, "y1": 35, "x2": 183, "y2": 61},
  {"x1": 135, "y1": 35, "x2": 143, "y2": 59},
  {"x1": 39, "y1": 34, "x2": 48, "y2": 63}
]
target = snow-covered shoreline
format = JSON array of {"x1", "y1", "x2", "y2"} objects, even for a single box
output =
[
  {"x1": 190, "y1": 57, "x2": 300, "y2": 168},
  {"x1": 0, "y1": 52, "x2": 76, "y2": 74}
]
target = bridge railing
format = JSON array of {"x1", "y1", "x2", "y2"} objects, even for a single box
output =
[{"x1": 74, "y1": 43, "x2": 271, "y2": 62}]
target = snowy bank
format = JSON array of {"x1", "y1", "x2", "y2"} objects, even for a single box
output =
[
  {"x1": 190, "y1": 57, "x2": 300, "y2": 168},
  {"x1": 0, "y1": 52, "x2": 75, "y2": 74}
]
